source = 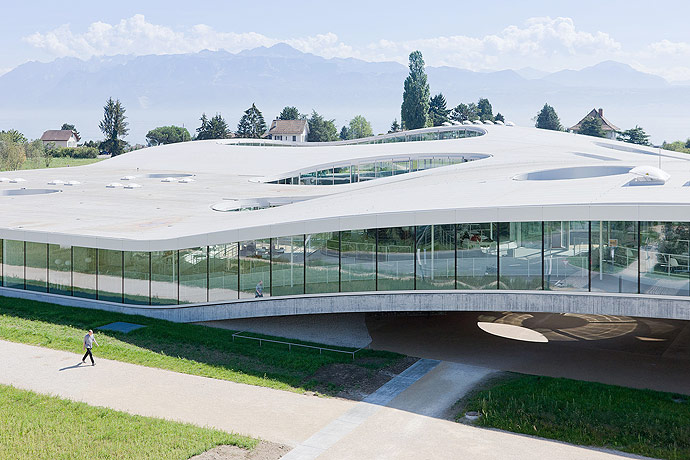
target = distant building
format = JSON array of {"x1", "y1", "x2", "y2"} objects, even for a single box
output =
[
  {"x1": 266, "y1": 119, "x2": 309, "y2": 142},
  {"x1": 40, "y1": 130, "x2": 79, "y2": 147},
  {"x1": 569, "y1": 108, "x2": 619, "y2": 140}
]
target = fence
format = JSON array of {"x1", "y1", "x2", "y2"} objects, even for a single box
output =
[{"x1": 231, "y1": 331, "x2": 365, "y2": 360}]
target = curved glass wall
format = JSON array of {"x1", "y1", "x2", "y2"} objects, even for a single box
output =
[{"x1": 2, "y1": 219, "x2": 690, "y2": 305}]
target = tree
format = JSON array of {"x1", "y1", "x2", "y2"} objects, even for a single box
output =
[
  {"x1": 348, "y1": 115, "x2": 373, "y2": 139},
  {"x1": 98, "y1": 97, "x2": 129, "y2": 156},
  {"x1": 0, "y1": 129, "x2": 26, "y2": 144},
  {"x1": 236, "y1": 103, "x2": 267, "y2": 138},
  {"x1": 0, "y1": 132, "x2": 26, "y2": 170},
  {"x1": 449, "y1": 103, "x2": 478, "y2": 122},
  {"x1": 146, "y1": 126, "x2": 192, "y2": 146},
  {"x1": 389, "y1": 119, "x2": 401, "y2": 133},
  {"x1": 428, "y1": 93, "x2": 449, "y2": 126},
  {"x1": 495, "y1": 113, "x2": 505, "y2": 123},
  {"x1": 618, "y1": 126, "x2": 650, "y2": 145},
  {"x1": 278, "y1": 106, "x2": 302, "y2": 120},
  {"x1": 339, "y1": 126, "x2": 349, "y2": 141},
  {"x1": 196, "y1": 113, "x2": 230, "y2": 140},
  {"x1": 477, "y1": 98, "x2": 494, "y2": 121},
  {"x1": 61, "y1": 123, "x2": 80, "y2": 141},
  {"x1": 307, "y1": 111, "x2": 338, "y2": 142},
  {"x1": 401, "y1": 51, "x2": 430, "y2": 130},
  {"x1": 578, "y1": 116, "x2": 606, "y2": 138},
  {"x1": 535, "y1": 103, "x2": 563, "y2": 131}
]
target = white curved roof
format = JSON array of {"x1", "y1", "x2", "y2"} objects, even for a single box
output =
[{"x1": 1, "y1": 125, "x2": 688, "y2": 251}]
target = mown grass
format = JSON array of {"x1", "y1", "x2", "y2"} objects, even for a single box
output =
[
  {"x1": 0, "y1": 296, "x2": 402, "y2": 393},
  {"x1": 0, "y1": 384, "x2": 255, "y2": 460},
  {"x1": 461, "y1": 373, "x2": 690, "y2": 460},
  {"x1": 19, "y1": 157, "x2": 103, "y2": 170}
]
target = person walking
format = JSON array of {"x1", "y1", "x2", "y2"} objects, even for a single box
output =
[
  {"x1": 82, "y1": 329, "x2": 99, "y2": 366},
  {"x1": 255, "y1": 280, "x2": 264, "y2": 298}
]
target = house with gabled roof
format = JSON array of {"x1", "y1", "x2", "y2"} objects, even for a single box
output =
[
  {"x1": 40, "y1": 129, "x2": 79, "y2": 147},
  {"x1": 266, "y1": 119, "x2": 309, "y2": 142},
  {"x1": 569, "y1": 108, "x2": 619, "y2": 140}
]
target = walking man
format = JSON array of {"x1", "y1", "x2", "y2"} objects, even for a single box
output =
[
  {"x1": 82, "y1": 329, "x2": 99, "y2": 366},
  {"x1": 255, "y1": 280, "x2": 264, "y2": 298}
]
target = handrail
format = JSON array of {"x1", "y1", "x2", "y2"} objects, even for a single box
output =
[{"x1": 231, "y1": 331, "x2": 365, "y2": 360}]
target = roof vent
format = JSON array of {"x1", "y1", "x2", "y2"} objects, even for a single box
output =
[
  {"x1": 178, "y1": 178, "x2": 195, "y2": 183},
  {"x1": 124, "y1": 183, "x2": 142, "y2": 189},
  {"x1": 106, "y1": 182, "x2": 124, "y2": 188},
  {"x1": 66, "y1": 180, "x2": 81, "y2": 186},
  {"x1": 48, "y1": 180, "x2": 65, "y2": 185},
  {"x1": 160, "y1": 177, "x2": 176, "y2": 182},
  {"x1": 505, "y1": 121, "x2": 516, "y2": 127},
  {"x1": 10, "y1": 178, "x2": 26, "y2": 183},
  {"x1": 0, "y1": 177, "x2": 10, "y2": 182},
  {"x1": 628, "y1": 166, "x2": 670, "y2": 185},
  {"x1": 121, "y1": 175, "x2": 136, "y2": 180}
]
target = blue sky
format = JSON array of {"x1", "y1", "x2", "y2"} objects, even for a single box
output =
[{"x1": 2, "y1": 0, "x2": 690, "y2": 80}]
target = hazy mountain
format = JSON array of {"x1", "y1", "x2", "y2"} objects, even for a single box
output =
[
  {"x1": 0, "y1": 44, "x2": 688, "y2": 144},
  {"x1": 514, "y1": 67, "x2": 549, "y2": 80}
]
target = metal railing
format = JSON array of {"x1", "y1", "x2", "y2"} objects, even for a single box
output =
[{"x1": 231, "y1": 331, "x2": 365, "y2": 360}]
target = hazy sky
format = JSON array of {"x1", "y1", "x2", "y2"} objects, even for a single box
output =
[{"x1": 2, "y1": 0, "x2": 690, "y2": 80}]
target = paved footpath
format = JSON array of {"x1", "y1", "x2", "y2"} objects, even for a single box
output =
[{"x1": 0, "y1": 340, "x2": 652, "y2": 460}]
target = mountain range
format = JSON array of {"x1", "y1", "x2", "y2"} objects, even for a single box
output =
[{"x1": 0, "y1": 43, "x2": 688, "y2": 144}]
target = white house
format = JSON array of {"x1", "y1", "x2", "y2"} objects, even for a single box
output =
[
  {"x1": 40, "y1": 129, "x2": 79, "y2": 148},
  {"x1": 569, "y1": 108, "x2": 619, "y2": 140},
  {"x1": 266, "y1": 119, "x2": 309, "y2": 142}
]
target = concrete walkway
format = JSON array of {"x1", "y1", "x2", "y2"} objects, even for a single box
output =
[{"x1": 0, "y1": 340, "x2": 652, "y2": 459}]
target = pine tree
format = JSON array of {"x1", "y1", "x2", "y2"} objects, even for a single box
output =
[
  {"x1": 449, "y1": 103, "x2": 477, "y2": 122},
  {"x1": 535, "y1": 103, "x2": 563, "y2": 131},
  {"x1": 340, "y1": 126, "x2": 349, "y2": 140},
  {"x1": 495, "y1": 113, "x2": 505, "y2": 123},
  {"x1": 477, "y1": 98, "x2": 494, "y2": 121},
  {"x1": 618, "y1": 126, "x2": 650, "y2": 145},
  {"x1": 428, "y1": 93, "x2": 449, "y2": 126},
  {"x1": 401, "y1": 51, "x2": 430, "y2": 130},
  {"x1": 236, "y1": 103, "x2": 267, "y2": 138},
  {"x1": 196, "y1": 113, "x2": 230, "y2": 140},
  {"x1": 307, "y1": 111, "x2": 338, "y2": 142},
  {"x1": 578, "y1": 116, "x2": 606, "y2": 138},
  {"x1": 278, "y1": 106, "x2": 302, "y2": 120},
  {"x1": 389, "y1": 119, "x2": 401, "y2": 133},
  {"x1": 98, "y1": 97, "x2": 128, "y2": 156}
]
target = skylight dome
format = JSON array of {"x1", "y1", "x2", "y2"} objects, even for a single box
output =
[{"x1": 629, "y1": 166, "x2": 670, "y2": 184}]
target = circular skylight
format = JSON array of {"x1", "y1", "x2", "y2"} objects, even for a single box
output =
[
  {"x1": 0, "y1": 188, "x2": 60, "y2": 196},
  {"x1": 513, "y1": 165, "x2": 633, "y2": 181}
]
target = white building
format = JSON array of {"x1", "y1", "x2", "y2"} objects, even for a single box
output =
[
  {"x1": 1, "y1": 124, "x2": 690, "y2": 322},
  {"x1": 569, "y1": 108, "x2": 619, "y2": 140},
  {"x1": 266, "y1": 119, "x2": 309, "y2": 142},
  {"x1": 40, "y1": 129, "x2": 79, "y2": 148}
]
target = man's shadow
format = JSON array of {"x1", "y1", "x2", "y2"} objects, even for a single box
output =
[{"x1": 59, "y1": 362, "x2": 90, "y2": 371}]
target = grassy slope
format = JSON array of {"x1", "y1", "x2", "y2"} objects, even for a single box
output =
[
  {"x1": 18, "y1": 157, "x2": 103, "y2": 170},
  {"x1": 461, "y1": 373, "x2": 690, "y2": 460},
  {"x1": 0, "y1": 297, "x2": 401, "y2": 393},
  {"x1": 0, "y1": 384, "x2": 255, "y2": 460}
]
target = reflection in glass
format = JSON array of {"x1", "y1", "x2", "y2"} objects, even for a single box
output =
[
  {"x1": 377, "y1": 227, "x2": 415, "y2": 290},
  {"x1": 48, "y1": 244, "x2": 72, "y2": 296},
  {"x1": 240, "y1": 239, "x2": 271, "y2": 299},
  {"x1": 357, "y1": 163, "x2": 375, "y2": 181},
  {"x1": 2, "y1": 240, "x2": 24, "y2": 289},
  {"x1": 124, "y1": 251, "x2": 150, "y2": 304},
  {"x1": 179, "y1": 247, "x2": 207, "y2": 304},
  {"x1": 25, "y1": 242, "x2": 47, "y2": 292},
  {"x1": 457, "y1": 223, "x2": 497, "y2": 289},
  {"x1": 591, "y1": 221, "x2": 638, "y2": 293},
  {"x1": 416, "y1": 224, "x2": 455, "y2": 289},
  {"x1": 498, "y1": 222, "x2": 542, "y2": 290},
  {"x1": 73, "y1": 247, "x2": 96, "y2": 299},
  {"x1": 341, "y1": 229, "x2": 376, "y2": 292},
  {"x1": 306, "y1": 232, "x2": 339, "y2": 294},
  {"x1": 640, "y1": 222, "x2": 689, "y2": 296},
  {"x1": 209, "y1": 243, "x2": 239, "y2": 301},
  {"x1": 98, "y1": 249, "x2": 123, "y2": 302},
  {"x1": 151, "y1": 250, "x2": 177, "y2": 305},
  {"x1": 333, "y1": 166, "x2": 351, "y2": 184},
  {"x1": 544, "y1": 221, "x2": 589, "y2": 291},
  {"x1": 271, "y1": 236, "x2": 304, "y2": 296}
]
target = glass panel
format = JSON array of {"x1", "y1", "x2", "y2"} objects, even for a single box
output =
[
  {"x1": 25, "y1": 242, "x2": 47, "y2": 292},
  {"x1": 377, "y1": 227, "x2": 415, "y2": 290},
  {"x1": 299, "y1": 171, "x2": 316, "y2": 185},
  {"x1": 376, "y1": 160, "x2": 393, "y2": 178},
  {"x1": 179, "y1": 247, "x2": 207, "y2": 304},
  {"x1": 305, "y1": 232, "x2": 339, "y2": 294},
  {"x1": 640, "y1": 222, "x2": 689, "y2": 296},
  {"x1": 316, "y1": 168, "x2": 333, "y2": 185},
  {"x1": 591, "y1": 221, "x2": 639, "y2": 293},
  {"x1": 239, "y1": 239, "x2": 271, "y2": 299},
  {"x1": 2, "y1": 240, "x2": 24, "y2": 288},
  {"x1": 416, "y1": 224, "x2": 455, "y2": 289},
  {"x1": 73, "y1": 247, "x2": 96, "y2": 299},
  {"x1": 340, "y1": 229, "x2": 376, "y2": 292},
  {"x1": 333, "y1": 166, "x2": 351, "y2": 184},
  {"x1": 151, "y1": 250, "x2": 178, "y2": 305},
  {"x1": 357, "y1": 162, "x2": 376, "y2": 182},
  {"x1": 544, "y1": 221, "x2": 589, "y2": 291},
  {"x1": 124, "y1": 251, "x2": 150, "y2": 305},
  {"x1": 48, "y1": 244, "x2": 72, "y2": 295},
  {"x1": 393, "y1": 160, "x2": 410, "y2": 175},
  {"x1": 498, "y1": 222, "x2": 542, "y2": 290},
  {"x1": 271, "y1": 236, "x2": 305, "y2": 296},
  {"x1": 209, "y1": 243, "x2": 239, "y2": 301},
  {"x1": 97, "y1": 249, "x2": 122, "y2": 302},
  {"x1": 457, "y1": 223, "x2": 497, "y2": 289}
]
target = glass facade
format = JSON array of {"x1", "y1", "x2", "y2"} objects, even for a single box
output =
[{"x1": 2, "y1": 220, "x2": 689, "y2": 305}]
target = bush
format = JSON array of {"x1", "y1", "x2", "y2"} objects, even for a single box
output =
[{"x1": 50, "y1": 146, "x2": 99, "y2": 159}]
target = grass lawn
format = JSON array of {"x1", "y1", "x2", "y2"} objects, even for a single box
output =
[
  {"x1": 460, "y1": 373, "x2": 690, "y2": 460},
  {"x1": 0, "y1": 296, "x2": 402, "y2": 394},
  {"x1": 19, "y1": 157, "x2": 104, "y2": 170},
  {"x1": 0, "y1": 384, "x2": 255, "y2": 460}
]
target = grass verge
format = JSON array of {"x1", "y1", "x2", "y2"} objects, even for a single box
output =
[
  {"x1": 19, "y1": 157, "x2": 103, "y2": 170},
  {"x1": 0, "y1": 383, "x2": 255, "y2": 460},
  {"x1": 459, "y1": 373, "x2": 690, "y2": 460},
  {"x1": 0, "y1": 296, "x2": 403, "y2": 394}
]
